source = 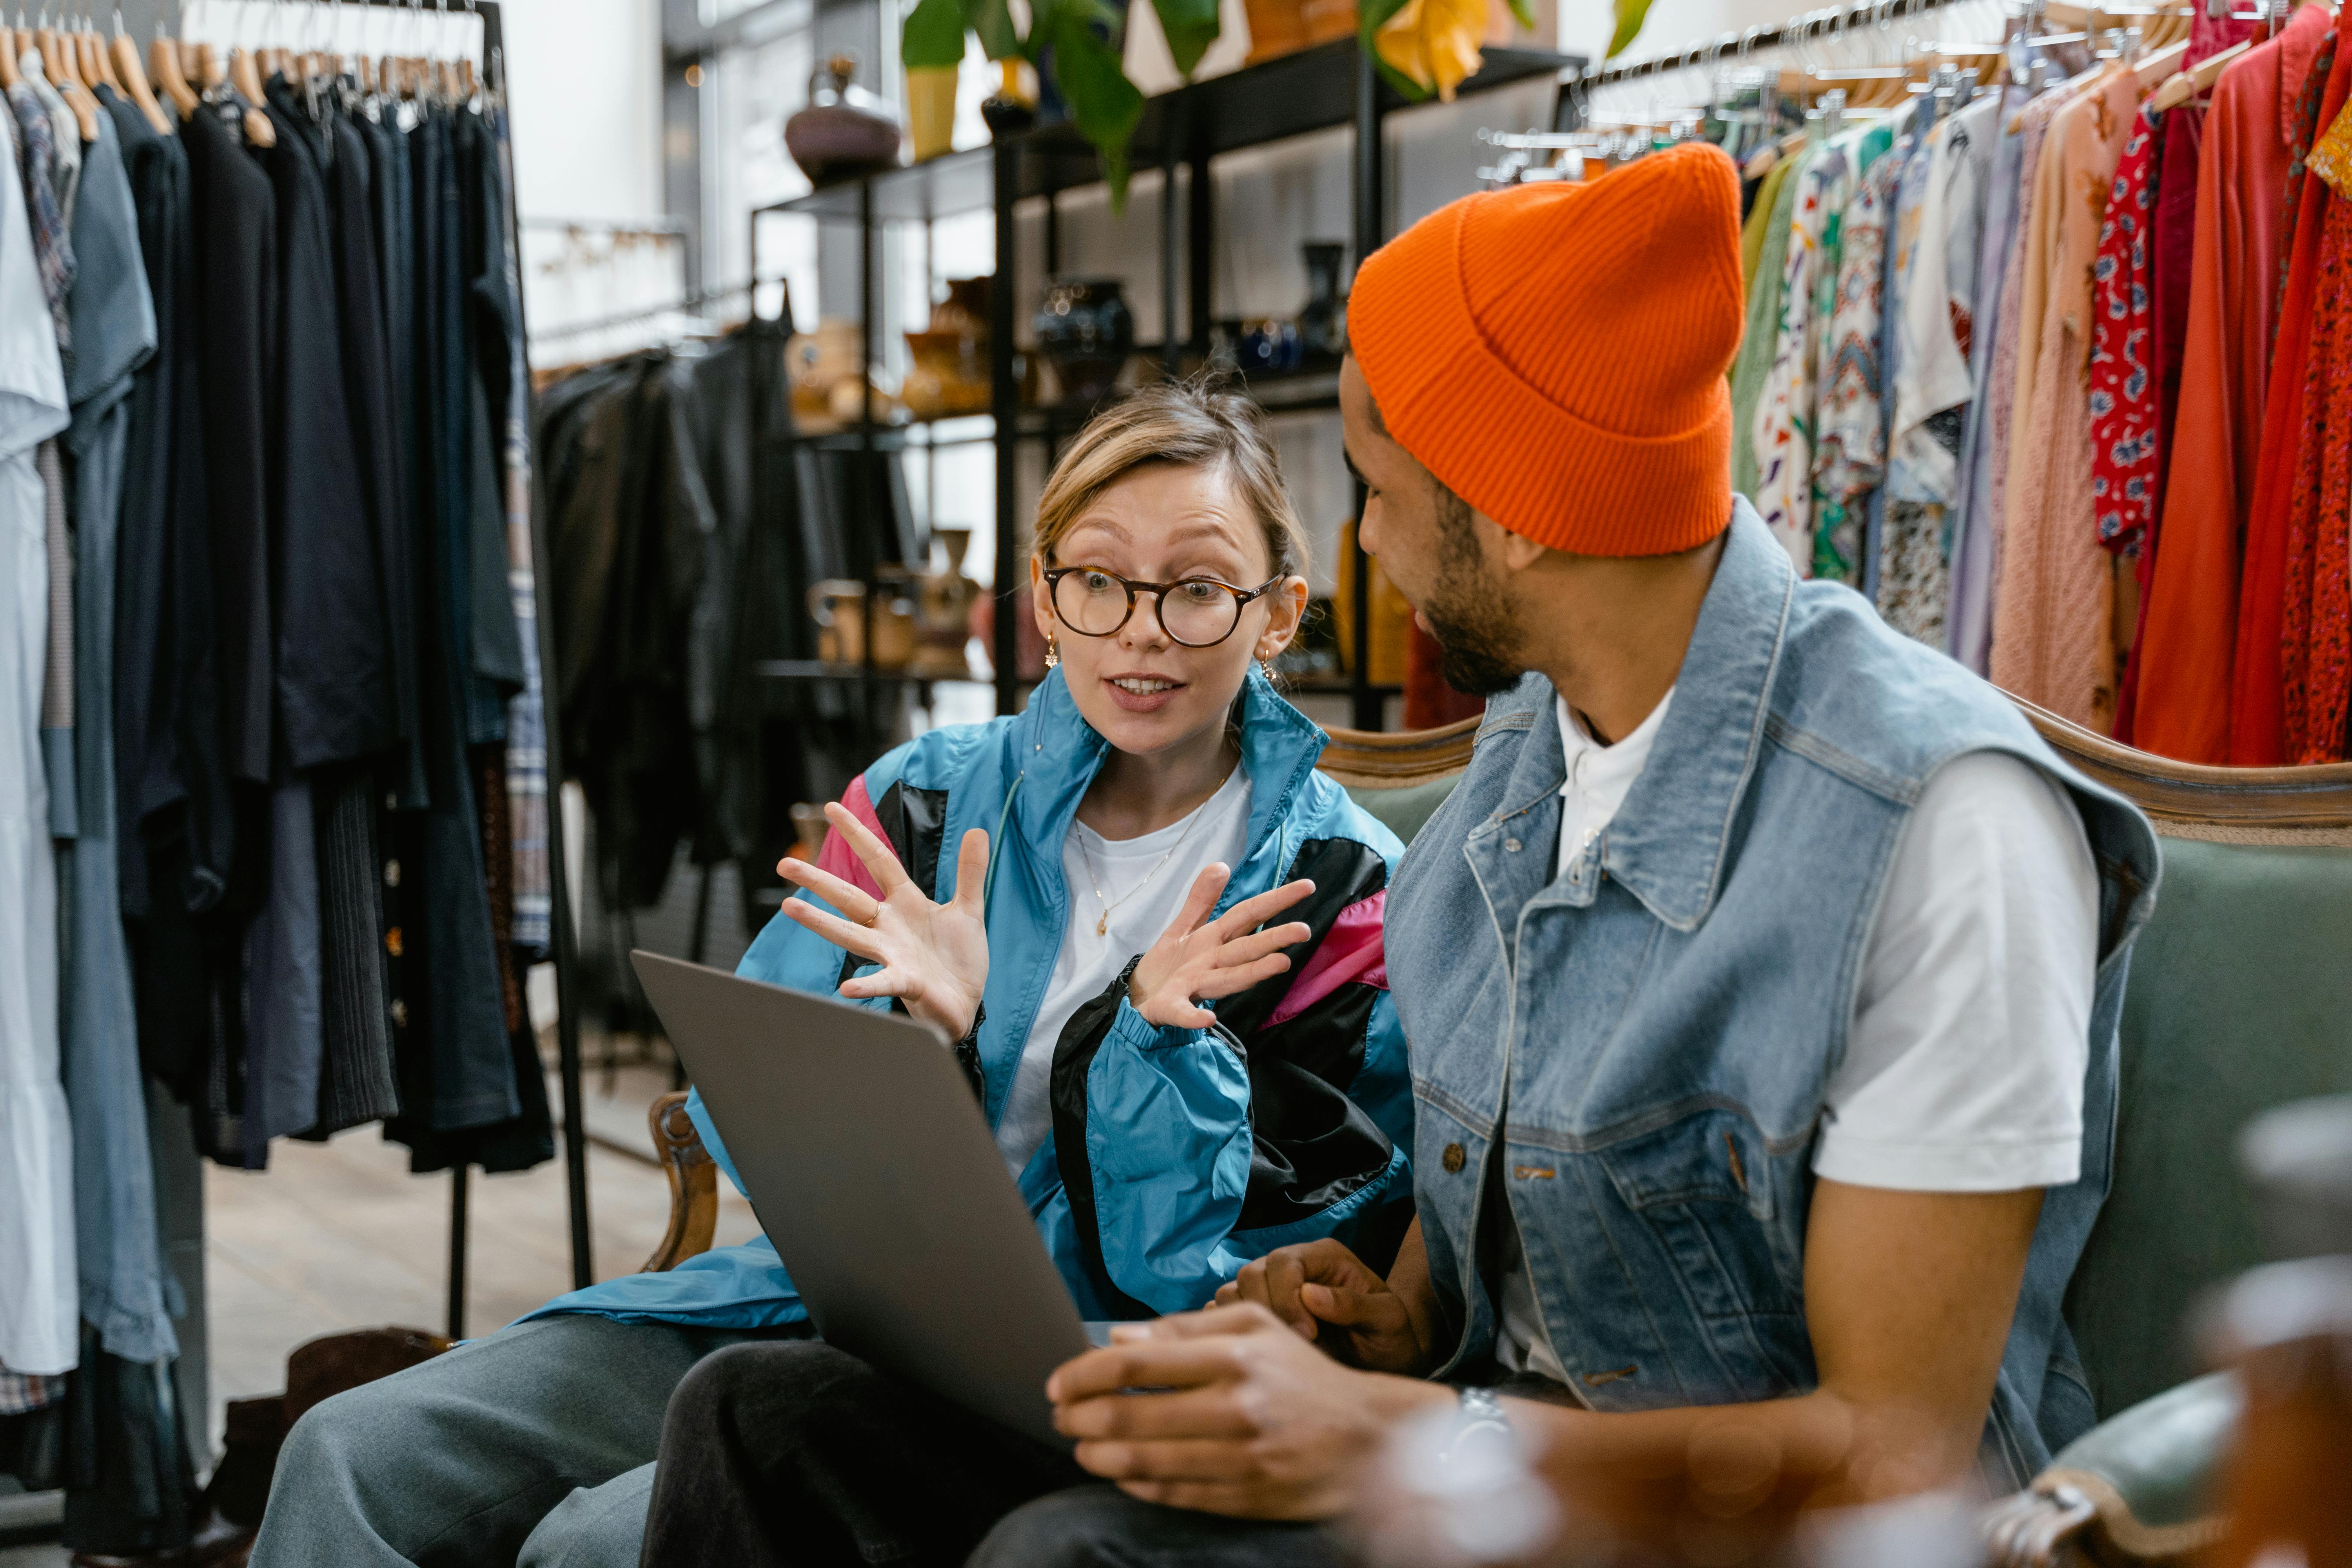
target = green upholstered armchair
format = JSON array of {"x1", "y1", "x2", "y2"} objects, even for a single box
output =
[
  {"x1": 640, "y1": 705, "x2": 2352, "y2": 1564},
  {"x1": 1981, "y1": 705, "x2": 2352, "y2": 1567}
]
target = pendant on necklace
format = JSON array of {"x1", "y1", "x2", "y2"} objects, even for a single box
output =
[{"x1": 1096, "y1": 913, "x2": 1109, "y2": 937}]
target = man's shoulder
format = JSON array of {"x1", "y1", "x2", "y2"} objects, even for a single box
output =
[{"x1": 1770, "y1": 583, "x2": 2053, "y2": 800}]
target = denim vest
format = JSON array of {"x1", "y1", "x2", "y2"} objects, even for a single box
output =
[{"x1": 1386, "y1": 503, "x2": 2160, "y2": 1485}]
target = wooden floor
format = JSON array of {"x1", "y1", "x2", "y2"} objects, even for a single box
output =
[{"x1": 204, "y1": 1059, "x2": 760, "y2": 1440}]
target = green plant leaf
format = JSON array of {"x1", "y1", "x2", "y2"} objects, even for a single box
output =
[
  {"x1": 903, "y1": 0, "x2": 969, "y2": 69},
  {"x1": 960, "y1": 0, "x2": 1023, "y2": 61},
  {"x1": 1035, "y1": 0, "x2": 1144, "y2": 208},
  {"x1": 1607, "y1": 0, "x2": 1652, "y2": 57},
  {"x1": 1149, "y1": 0, "x2": 1220, "y2": 76},
  {"x1": 1504, "y1": 0, "x2": 1535, "y2": 30}
]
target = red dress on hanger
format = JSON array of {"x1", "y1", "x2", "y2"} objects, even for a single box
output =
[
  {"x1": 2131, "y1": 2, "x2": 2334, "y2": 762},
  {"x1": 2229, "y1": 31, "x2": 2347, "y2": 763},
  {"x1": 2278, "y1": 129, "x2": 2352, "y2": 762}
]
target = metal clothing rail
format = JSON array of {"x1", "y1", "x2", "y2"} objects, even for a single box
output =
[
  {"x1": 529, "y1": 279, "x2": 759, "y2": 346},
  {"x1": 252, "y1": 0, "x2": 597, "y2": 1337},
  {"x1": 467, "y1": 0, "x2": 596, "y2": 1336},
  {"x1": 1565, "y1": 0, "x2": 1983, "y2": 93}
]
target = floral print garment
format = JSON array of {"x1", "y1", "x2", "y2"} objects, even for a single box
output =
[
  {"x1": 2089, "y1": 109, "x2": 2162, "y2": 555},
  {"x1": 1753, "y1": 133, "x2": 1859, "y2": 573},
  {"x1": 1813, "y1": 129, "x2": 1908, "y2": 583},
  {"x1": 2279, "y1": 190, "x2": 2352, "y2": 764},
  {"x1": 2278, "y1": 33, "x2": 2340, "y2": 337}
]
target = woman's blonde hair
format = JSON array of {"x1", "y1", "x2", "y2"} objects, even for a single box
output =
[{"x1": 1032, "y1": 380, "x2": 1312, "y2": 583}]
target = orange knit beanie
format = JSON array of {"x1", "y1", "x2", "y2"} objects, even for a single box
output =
[{"x1": 1349, "y1": 142, "x2": 1745, "y2": 557}]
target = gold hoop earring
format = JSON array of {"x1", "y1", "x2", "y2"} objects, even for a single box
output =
[{"x1": 1045, "y1": 635, "x2": 1060, "y2": 670}]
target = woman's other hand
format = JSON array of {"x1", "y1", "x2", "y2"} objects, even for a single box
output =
[
  {"x1": 1214, "y1": 1237, "x2": 1437, "y2": 1375},
  {"x1": 776, "y1": 804, "x2": 991, "y2": 1040},
  {"x1": 1127, "y1": 865, "x2": 1315, "y2": 1029}
]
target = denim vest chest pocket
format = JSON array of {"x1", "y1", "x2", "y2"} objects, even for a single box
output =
[
  {"x1": 1592, "y1": 1109, "x2": 1802, "y2": 1322},
  {"x1": 1590, "y1": 1109, "x2": 1825, "y2": 1401}
]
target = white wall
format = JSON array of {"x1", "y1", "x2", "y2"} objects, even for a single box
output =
[
  {"x1": 502, "y1": 0, "x2": 667, "y2": 220},
  {"x1": 497, "y1": 0, "x2": 684, "y2": 353}
]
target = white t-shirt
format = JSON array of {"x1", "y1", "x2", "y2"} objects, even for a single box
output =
[
  {"x1": 1493, "y1": 690, "x2": 2099, "y2": 1383},
  {"x1": 993, "y1": 767, "x2": 1254, "y2": 1178}
]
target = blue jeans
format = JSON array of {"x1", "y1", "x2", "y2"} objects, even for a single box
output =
[{"x1": 249, "y1": 1314, "x2": 795, "y2": 1568}]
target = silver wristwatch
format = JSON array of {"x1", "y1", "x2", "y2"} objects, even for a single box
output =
[{"x1": 1445, "y1": 1385, "x2": 1512, "y2": 1459}]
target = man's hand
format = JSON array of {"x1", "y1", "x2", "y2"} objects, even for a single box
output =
[
  {"x1": 1127, "y1": 866, "x2": 1315, "y2": 1029},
  {"x1": 1046, "y1": 1303, "x2": 1451, "y2": 1520},
  {"x1": 1214, "y1": 1239, "x2": 1436, "y2": 1375}
]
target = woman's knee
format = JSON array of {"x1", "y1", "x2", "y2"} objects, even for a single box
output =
[{"x1": 272, "y1": 1367, "x2": 414, "y2": 1487}]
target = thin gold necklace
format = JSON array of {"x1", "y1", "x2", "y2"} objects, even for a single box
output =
[{"x1": 1076, "y1": 766, "x2": 1239, "y2": 938}]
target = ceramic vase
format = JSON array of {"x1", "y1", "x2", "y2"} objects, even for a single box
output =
[
  {"x1": 981, "y1": 58, "x2": 1035, "y2": 137},
  {"x1": 1298, "y1": 241, "x2": 1347, "y2": 359},
  {"x1": 1035, "y1": 278, "x2": 1134, "y2": 407},
  {"x1": 1243, "y1": 0, "x2": 1308, "y2": 63},
  {"x1": 784, "y1": 54, "x2": 902, "y2": 185},
  {"x1": 906, "y1": 64, "x2": 957, "y2": 162}
]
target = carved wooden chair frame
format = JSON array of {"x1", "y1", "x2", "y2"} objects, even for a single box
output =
[{"x1": 637, "y1": 707, "x2": 2352, "y2": 1273}]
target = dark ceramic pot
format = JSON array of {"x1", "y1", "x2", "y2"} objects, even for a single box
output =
[
  {"x1": 1035, "y1": 278, "x2": 1134, "y2": 406},
  {"x1": 1298, "y1": 241, "x2": 1347, "y2": 360},
  {"x1": 784, "y1": 54, "x2": 902, "y2": 186},
  {"x1": 1240, "y1": 318, "x2": 1301, "y2": 375}
]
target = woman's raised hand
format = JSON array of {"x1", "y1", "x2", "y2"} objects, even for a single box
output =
[
  {"x1": 776, "y1": 802, "x2": 992, "y2": 1040},
  {"x1": 1127, "y1": 865, "x2": 1316, "y2": 1030}
]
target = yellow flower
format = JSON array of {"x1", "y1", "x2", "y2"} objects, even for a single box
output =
[{"x1": 1374, "y1": 0, "x2": 1485, "y2": 101}]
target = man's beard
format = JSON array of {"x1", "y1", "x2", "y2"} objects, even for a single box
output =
[{"x1": 1417, "y1": 532, "x2": 1527, "y2": 698}]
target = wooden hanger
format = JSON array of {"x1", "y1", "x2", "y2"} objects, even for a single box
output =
[
  {"x1": 2132, "y1": 36, "x2": 2190, "y2": 87},
  {"x1": 38, "y1": 21, "x2": 102, "y2": 143},
  {"x1": 0, "y1": 26, "x2": 18, "y2": 91},
  {"x1": 2145, "y1": 35, "x2": 2248, "y2": 106},
  {"x1": 228, "y1": 47, "x2": 276, "y2": 145},
  {"x1": 80, "y1": 26, "x2": 118, "y2": 93},
  {"x1": 110, "y1": 17, "x2": 166, "y2": 130},
  {"x1": 150, "y1": 29, "x2": 196, "y2": 116}
]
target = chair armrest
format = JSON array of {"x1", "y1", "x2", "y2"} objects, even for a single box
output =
[
  {"x1": 1982, "y1": 1372, "x2": 2240, "y2": 1567},
  {"x1": 642, "y1": 1090, "x2": 719, "y2": 1272}
]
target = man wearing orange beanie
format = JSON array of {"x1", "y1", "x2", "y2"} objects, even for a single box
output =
[{"x1": 1022, "y1": 143, "x2": 2163, "y2": 1555}]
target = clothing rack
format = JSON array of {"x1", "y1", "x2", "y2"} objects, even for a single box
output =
[
  {"x1": 1563, "y1": 0, "x2": 1993, "y2": 96},
  {"x1": 530, "y1": 279, "x2": 758, "y2": 347},
  {"x1": 453, "y1": 0, "x2": 595, "y2": 1330},
  {"x1": 174, "y1": 0, "x2": 597, "y2": 1332}
]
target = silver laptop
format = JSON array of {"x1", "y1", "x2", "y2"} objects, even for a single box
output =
[{"x1": 628, "y1": 951, "x2": 1095, "y2": 1447}]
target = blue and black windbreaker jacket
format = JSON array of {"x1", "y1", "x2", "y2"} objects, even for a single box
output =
[{"x1": 523, "y1": 665, "x2": 1414, "y2": 1326}]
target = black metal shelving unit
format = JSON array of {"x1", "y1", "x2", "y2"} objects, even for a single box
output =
[{"x1": 748, "y1": 37, "x2": 1580, "y2": 731}]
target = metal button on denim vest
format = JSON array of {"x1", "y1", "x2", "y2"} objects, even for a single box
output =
[{"x1": 1387, "y1": 503, "x2": 2161, "y2": 1486}]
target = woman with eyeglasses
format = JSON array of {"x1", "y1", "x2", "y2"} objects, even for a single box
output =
[
  {"x1": 237, "y1": 381, "x2": 1419, "y2": 1568},
  {"x1": 710, "y1": 377, "x2": 1417, "y2": 1321}
]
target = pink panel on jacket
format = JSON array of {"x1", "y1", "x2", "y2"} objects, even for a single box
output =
[
  {"x1": 809, "y1": 775, "x2": 897, "y2": 903},
  {"x1": 1265, "y1": 891, "x2": 1389, "y2": 1029}
]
